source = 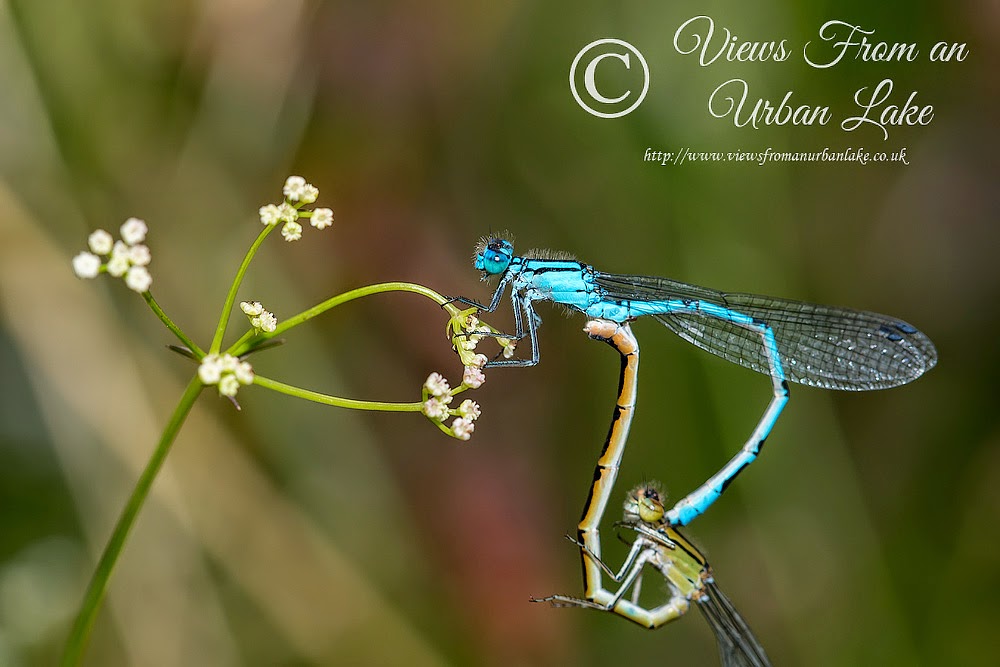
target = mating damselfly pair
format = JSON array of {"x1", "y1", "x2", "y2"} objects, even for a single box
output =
[
  {"x1": 535, "y1": 320, "x2": 771, "y2": 666},
  {"x1": 459, "y1": 236, "x2": 937, "y2": 524},
  {"x1": 456, "y1": 236, "x2": 937, "y2": 664}
]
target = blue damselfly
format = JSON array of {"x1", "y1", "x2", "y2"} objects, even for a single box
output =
[{"x1": 460, "y1": 237, "x2": 937, "y2": 524}]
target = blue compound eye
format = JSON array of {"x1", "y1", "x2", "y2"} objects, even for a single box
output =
[{"x1": 476, "y1": 239, "x2": 513, "y2": 275}]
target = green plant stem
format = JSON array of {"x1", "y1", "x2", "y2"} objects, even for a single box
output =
[
  {"x1": 143, "y1": 291, "x2": 204, "y2": 358},
  {"x1": 254, "y1": 374, "x2": 423, "y2": 411},
  {"x1": 210, "y1": 224, "x2": 275, "y2": 354},
  {"x1": 228, "y1": 328, "x2": 256, "y2": 355},
  {"x1": 62, "y1": 377, "x2": 205, "y2": 667},
  {"x1": 229, "y1": 282, "x2": 460, "y2": 357},
  {"x1": 273, "y1": 282, "x2": 456, "y2": 336}
]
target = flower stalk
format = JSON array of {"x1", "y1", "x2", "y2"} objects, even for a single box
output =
[
  {"x1": 61, "y1": 377, "x2": 204, "y2": 667},
  {"x1": 63, "y1": 176, "x2": 503, "y2": 664}
]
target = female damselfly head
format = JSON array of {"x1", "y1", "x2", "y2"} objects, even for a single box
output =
[
  {"x1": 474, "y1": 237, "x2": 514, "y2": 275},
  {"x1": 623, "y1": 483, "x2": 667, "y2": 525}
]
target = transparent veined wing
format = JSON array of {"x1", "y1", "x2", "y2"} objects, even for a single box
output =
[
  {"x1": 697, "y1": 581, "x2": 772, "y2": 667},
  {"x1": 594, "y1": 272, "x2": 937, "y2": 391}
]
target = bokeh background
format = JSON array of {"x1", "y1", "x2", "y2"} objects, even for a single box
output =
[{"x1": 1, "y1": 1, "x2": 997, "y2": 665}]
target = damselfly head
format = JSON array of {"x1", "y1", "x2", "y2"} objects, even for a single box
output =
[
  {"x1": 473, "y1": 235, "x2": 514, "y2": 276},
  {"x1": 624, "y1": 482, "x2": 666, "y2": 525}
]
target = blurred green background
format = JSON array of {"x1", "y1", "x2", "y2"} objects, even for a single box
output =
[{"x1": 0, "y1": 1, "x2": 997, "y2": 665}]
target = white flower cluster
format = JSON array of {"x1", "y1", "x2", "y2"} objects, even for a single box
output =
[
  {"x1": 421, "y1": 368, "x2": 484, "y2": 441},
  {"x1": 198, "y1": 353, "x2": 255, "y2": 397},
  {"x1": 258, "y1": 176, "x2": 334, "y2": 242},
  {"x1": 239, "y1": 301, "x2": 277, "y2": 333},
  {"x1": 72, "y1": 218, "x2": 153, "y2": 293}
]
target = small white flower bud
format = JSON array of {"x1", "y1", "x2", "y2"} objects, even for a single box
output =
[
  {"x1": 218, "y1": 374, "x2": 241, "y2": 397},
  {"x1": 451, "y1": 417, "x2": 475, "y2": 440},
  {"x1": 72, "y1": 252, "x2": 102, "y2": 279},
  {"x1": 422, "y1": 398, "x2": 450, "y2": 421},
  {"x1": 120, "y1": 218, "x2": 148, "y2": 245},
  {"x1": 106, "y1": 253, "x2": 130, "y2": 277},
  {"x1": 124, "y1": 266, "x2": 152, "y2": 293},
  {"x1": 457, "y1": 399, "x2": 481, "y2": 421},
  {"x1": 259, "y1": 204, "x2": 282, "y2": 226},
  {"x1": 198, "y1": 355, "x2": 223, "y2": 384},
  {"x1": 463, "y1": 365, "x2": 485, "y2": 389},
  {"x1": 88, "y1": 229, "x2": 114, "y2": 255},
  {"x1": 281, "y1": 221, "x2": 302, "y2": 242},
  {"x1": 277, "y1": 203, "x2": 298, "y2": 223},
  {"x1": 310, "y1": 208, "x2": 333, "y2": 229},
  {"x1": 240, "y1": 301, "x2": 264, "y2": 316},
  {"x1": 234, "y1": 361, "x2": 255, "y2": 385},
  {"x1": 127, "y1": 244, "x2": 151, "y2": 266},
  {"x1": 300, "y1": 184, "x2": 319, "y2": 204},
  {"x1": 257, "y1": 311, "x2": 277, "y2": 332},
  {"x1": 424, "y1": 372, "x2": 451, "y2": 398},
  {"x1": 283, "y1": 176, "x2": 308, "y2": 201}
]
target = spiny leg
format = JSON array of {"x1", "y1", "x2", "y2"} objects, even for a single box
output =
[
  {"x1": 536, "y1": 488, "x2": 704, "y2": 630},
  {"x1": 532, "y1": 546, "x2": 653, "y2": 611},
  {"x1": 451, "y1": 276, "x2": 531, "y2": 350},
  {"x1": 539, "y1": 534, "x2": 691, "y2": 630},
  {"x1": 559, "y1": 532, "x2": 649, "y2": 584},
  {"x1": 480, "y1": 293, "x2": 543, "y2": 367},
  {"x1": 449, "y1": 272, "x2": 512, "y2": 313}
]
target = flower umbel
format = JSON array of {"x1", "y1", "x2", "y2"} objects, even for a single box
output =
[
  {"x1": 420, "y1": 363, "x2": 485, "y2": 440},
  {"x1": 198, "y1": 354, "x2": 254, "y2": 397},
  {"x1": 72, "y1": 220, "x2": 153, "y2": 293},
  {"x1": 240, "y1": 301, "x2": 278, "y2": 333},
  {"x1": 258, "y1": 176, "x2": 333, "y2": 242}
]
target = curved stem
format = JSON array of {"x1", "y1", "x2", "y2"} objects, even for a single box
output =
[
  {"x1": 228, "y1": 282, "x2": 459, "y2": 357},
  {"x1": 210, "y1": 225, "x2": 275, "y2": 354},
  {"x1": 273, "y1": 282, "x2": 454, "y2": 335},
  {"x1": 253, "y1": 374, "x2": 423, "y2": 412},
  {"x1": 143, "y1": 291, "x2": 204, "y2": 358},
  {"x1": 62, "y1": 377, "x2": 205, "y2": 666}
]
